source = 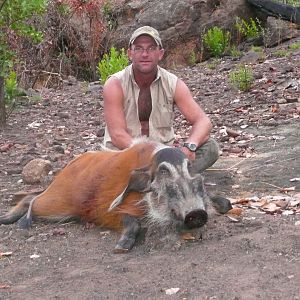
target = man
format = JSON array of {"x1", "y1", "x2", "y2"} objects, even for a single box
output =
[{"x1": 103, "y1": 26, "x2": 219, "y2": 173}]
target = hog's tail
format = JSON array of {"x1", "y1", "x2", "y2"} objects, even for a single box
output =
[{"x1": 0, "y1": 194, "x2": 37, "y2": 229}]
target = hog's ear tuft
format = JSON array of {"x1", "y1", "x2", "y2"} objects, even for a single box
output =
[{"x1": 108, "y1": 166, "x2": 152, "y2": 211}]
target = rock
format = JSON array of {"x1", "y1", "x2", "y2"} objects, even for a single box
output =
[
  {"x1": 108, "y1": 0, "x2": 254, "y2": 66},
  {"x1": 22, "y1": 159, "x2": 53, "y2": 184},
  {"x1": 264, "y1": 17, "x2": 300, "y2": 47}
]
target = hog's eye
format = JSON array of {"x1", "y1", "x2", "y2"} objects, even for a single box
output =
[{"x1": 158, "y1": 166, "x2": 170, "y2": 176}]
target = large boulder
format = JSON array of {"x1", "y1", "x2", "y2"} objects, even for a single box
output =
[{"x1": 106, "y1": 0, "x2": 255, "y2": 66}]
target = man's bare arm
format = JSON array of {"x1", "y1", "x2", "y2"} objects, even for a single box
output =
[
  {"x1": 174, "y1": 79, "x2": 212, "y2": 158},
  {"x1": 103, "y1": 77, "x2": 133, "y2": 149}
]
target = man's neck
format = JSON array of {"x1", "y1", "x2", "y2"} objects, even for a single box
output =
[{"x1": 132, "y1": 67, "x2": 158, "y2": 88}]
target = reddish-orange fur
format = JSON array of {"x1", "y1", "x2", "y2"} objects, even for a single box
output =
[{"x1": 31, "y1": 142, "x2": 157, "y2": 231}]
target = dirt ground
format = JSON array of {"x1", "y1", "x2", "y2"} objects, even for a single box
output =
[{"x1": 0, "y1": 40, "x2": 300, "y2": 299}]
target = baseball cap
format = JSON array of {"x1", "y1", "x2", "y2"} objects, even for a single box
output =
[{"x1": 129, "y1": 26, "x2": 163, "y2": 47}]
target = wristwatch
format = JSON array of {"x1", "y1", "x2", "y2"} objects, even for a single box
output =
[{"x1": 183, "y1": 142, "x2": 197, "y2": 152}]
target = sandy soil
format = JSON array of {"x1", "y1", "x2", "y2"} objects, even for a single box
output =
[{"x1": 0, "y1": 40, "x2": 300, "y2": 299}]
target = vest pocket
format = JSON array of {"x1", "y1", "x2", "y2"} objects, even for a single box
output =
[{"x1": 154, "y1": 111, "x2": 173, "y2": 128}]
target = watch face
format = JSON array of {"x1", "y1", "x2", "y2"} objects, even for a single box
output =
[
  {"x1": 189, "y1": 143, "x2": 197, "y2": 151},
  {"x1": 184, "y1": 143, "x2": 197, "y2": 152}
]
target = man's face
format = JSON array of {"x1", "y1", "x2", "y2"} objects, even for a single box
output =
[{"x1": 128, "y1": 35, "x2": 164, "y2": 75}]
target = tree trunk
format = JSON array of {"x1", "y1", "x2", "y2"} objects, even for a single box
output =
[
  {"x1": 247, "y1": 0, "x2": 300, "y2": 24},
  {"x1": 0, "y1": 75, "x2": 6, "y2": 128}
]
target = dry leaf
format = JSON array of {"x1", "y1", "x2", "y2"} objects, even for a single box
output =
[
  {"x1": 227, "y1": 207, "x2": 244, "y2": 216},
  {"x1": 180, "y1": 232, "x2": 196, "y2": 240},
  {"x1": 0, "y1": 284, "x2": 10, "y2": 289},
  {"x1": 249, "y1": 200, "x2": 268, "y2": 208},
  {"x1": 165, "y1": 288, "x2": 180, "y2": 295},
  {"x1": 290, "y1": 200, "x2": 300, "y2": 207},
  {"x1": 261, "y1": 202, "x2": 279, "y2": 213},
  {"x1": 290, "y1": 178, "x2": 300, "y2": 182},
  {"x1": 282, "y1": 210, "x2": 294, "y2": 216},
  {"x1": 226, "y1": 128, "x2": 240, "y2": 138},
  {"x1": 274, "y1": 200, "x2": 289, "y2": 209},
  {"x1": 0, "y1": 252, "x2": 12, "y2": 257},
  {"x1": 280, "y1": 186, "x2": 296, "y2": 193},
  {"x1": 226, "y1": 215, "x2": 239, "y2": 222}
]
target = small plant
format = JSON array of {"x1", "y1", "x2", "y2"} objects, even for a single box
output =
[
  {"x1": 203, "y1": 26, "x2": 231, "y2": 57},
  {"x1": 229, "y1": 65, "x2": 254, "y2": 92},
  {"x1": 188, "y1": 50, "x2": 197, "y2": 66},
  {"x1": 235, "y1": 17, "x2": 262, "y2": 40},
  {"x1": 250, "y1": 46, "x2": 263, "y2": 53},
  {"x1": 250, "y1": 46, "x2": 266, "y2": 62},
  {"x1": 103, "y1": 0, "x2": 118, "y2": 30},
  {"x1": 98, "y1": 47, "x2": 129, "y2": 84},
  {"x1": 288, "y1": 42, "x2": 300, "y2": 50},
  {"x1": 206, "y1": 58, "x2": 219, "y2": 70},
  {"x1": 4, "y1": 71, "x2": 28, "y2": 114},
  {"x1": 4, "y1": 71, "x2": 18, "y2": 106},
  {"x1": 273, "y1": 49, "x2": 290, "y2": 58},
  {"x1": 229, "y1": 46, "x2": 242, "y2": 58}
]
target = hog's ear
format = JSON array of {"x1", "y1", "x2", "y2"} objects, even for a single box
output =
[{"x1": 108, "y1": 166, "x2": 152, "y2": 211}]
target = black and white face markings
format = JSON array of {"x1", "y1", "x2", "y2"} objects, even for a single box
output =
[{"x1": 145, "y1": 147, "x2": 207, "y2": 227}]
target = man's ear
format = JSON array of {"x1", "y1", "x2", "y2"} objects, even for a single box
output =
[
  {"x1": 127, "y1": 48, "x2": 132, "y2": 61},
  {"x1": 158, "y1": 48, "x2": 165, "y2": 61}
]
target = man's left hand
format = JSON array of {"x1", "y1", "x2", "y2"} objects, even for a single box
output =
[{"x1": 180, "y1": 147, "x2": 196, "y2": 160}]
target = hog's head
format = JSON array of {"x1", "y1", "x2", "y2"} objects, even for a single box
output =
[{"x1": 109, "y1": 146, "x2": 209, "y2": 231}]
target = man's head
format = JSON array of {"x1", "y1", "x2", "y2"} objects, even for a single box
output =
[
  {"x1": 128, "y1": 26, "x2": 164, "y2": 75},
  {"x1": 129, "y1": 26, "x2": 163, "y2": 48}
]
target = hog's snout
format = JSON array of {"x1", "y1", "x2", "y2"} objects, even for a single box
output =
[{"x1": 184, "y1": 209, "x2": 208, "y2": 229}]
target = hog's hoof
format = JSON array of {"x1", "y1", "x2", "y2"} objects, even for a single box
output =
[{"x1": 210, "y1": 196, "x2": 232, "y2": 214}]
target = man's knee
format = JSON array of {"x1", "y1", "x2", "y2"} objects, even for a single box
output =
[
  {"x1": 193, "y1": 138, "x2": 220, "y2": 172},
  {"x1": 203, "y1": 138, "x2": 220, "y2": 162}
]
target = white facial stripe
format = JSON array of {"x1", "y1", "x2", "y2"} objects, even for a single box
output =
[
  {"x1": 158, "y1": 162, "x2": 180, "y2": 179},
  {"x1": 182, "y1": 159, "x2": 195, "y2": 180}
]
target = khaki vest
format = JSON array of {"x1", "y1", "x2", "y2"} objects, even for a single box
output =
[{"x1": 104, "y1": 64, "x2": 178, "y2": 148}]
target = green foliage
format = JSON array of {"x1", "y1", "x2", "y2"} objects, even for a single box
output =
[
  {"x1": 56, "y1": 2, "x2": 71, "y2": 16},
  {"x1": 273, "y1": 0, "x2": 299, "y2": 6},
  {"x1": 0, "y1": 0, "x2": 47, "y2": 76},
  {"x1": 235, "y1": 17, "x2": 262, "y2": 40},
  {"x1": 203, "y1": 26, "x2": 231, "y2": 57},
  {"x1": 229, "y1": 46, "x2": 242, "y2": 58},
  {"x1": 4, "y1": 70, "x2": 28, "y2": 111},
  {"x1": 206, "y1": 59, "x2": 219, "y2": 70},
  {"x1": 98, "y1": 47, "x2": 129, "y2": 84},
  {"x1": 229, "y1": 65, "x2": 254, "y2": 92},
  {"x1": 188, "y1": 50, "x2": 197, "y2": 66},
  {"x1": 273, "y1": 49, "x2": 290, "y2": 58},
  {"x1": 250, "y1": 46, "x2": 263, "y2": 53},
  {"x1": 4, "y1": 71, "x2": 18, "y2": 105},
  {"x1": 288, "y1": 42, "x2": 300, "y2": 50},
  {"x1": 102, "y1": 0, "x2": 117, "y2": 30}
]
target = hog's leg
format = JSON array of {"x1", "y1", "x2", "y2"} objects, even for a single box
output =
[{"x1": 113, "y1": 215, "x2": 141, "y2": 253}]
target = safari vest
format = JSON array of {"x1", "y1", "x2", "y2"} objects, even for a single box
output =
[{"x1": 104, "y1": 64, "x2": 178, "y2": 148}]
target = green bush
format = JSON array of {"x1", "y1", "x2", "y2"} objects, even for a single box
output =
[
  {"x1": 235, "y1": 17, "x2": 262, "y2": 40},
  {"x1": 288, "y1": 42, "x2": 300, "y2": 50},
  {"x1": 4, "y1": 71, "x2": 27, "y2": 108},
  {"x1": 98, "y1": 47, "x2": 129, "y2": 84},
  {"x1": 229, "y1": 46, "x2": 242, "y2": 58},
  {"x1": 188, "y1": 50, "x2": 197, "y2": 66},
  {"x1": 4, "y1": 71, "x2": 18, "y2": 106},
  {"x1": 203, "y1": 26, "x2": 231, "y2": 57},
  {"x1": 229, "y1": 65, "x2": 254, "y2": 92},
  {"x1": 273, "y1": 49, "x2": 290, "y2": 58}
]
